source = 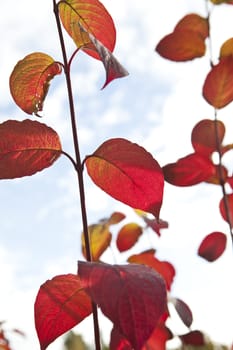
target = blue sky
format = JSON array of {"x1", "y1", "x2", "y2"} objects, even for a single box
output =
[{"x1": 0, "y1": 1, "x2": 233, "y2": 349}]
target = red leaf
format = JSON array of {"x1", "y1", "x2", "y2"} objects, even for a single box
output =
[
  {"x1": 58, "y1": 0, "x2": 116, "y2": 60},
  {"x1": 191, "y1": 119, "x2": 225, "y2": 156},
  {"x1": 163, "y1": 153, "x2": 216, "y2": 186},
  {"x1": 143, "y1": 217, "x2": 169, "y2": 236},
  {"x1": 85, "y1": 138, "x2": 164, "y2": 217},
  {"x1": 203, "y1": 56, "x2": 233, "y2": 108},
  {"x1": 116, "y1": 223, "x2": 143, "y2": 252},
  {"x1": 78, "y1": 261, "x2": 167, "y2": 350},
  {"x1": 156, "y1": 30, "x2": 206, "y2": 61},
  {"x1": 128, "y1": 250, "x2": 175, "y2": 291},
  {"x1": 179, "y1": 330, "x2": 205, "y2": 346},
  {"x1": 171, "y1": 298, "x2": 193, "y2": 328},
  {"x1": 142, "y1": 323, "x2": 173, "y2": 350},
  {"x1": 10, "y1": 52, "x2": 62, "y2": 115},
  {"x1": 0, "y1": 119, "x2": 61, "y2": 179},
  {"x1": 88, "y1": 33, "x2": 129, "y2": 88},
  {"x1": 34, "y1": 274, "x2": 92, "y2": 350},
  {"x1": 198, "y1": 232, "x2": 227, "y2": 262},
  {"x1": 175, "y1": 14, "x2": 209, "y2": 39},
  {"x1": 110, "y1": 327, "x2": 132, "y2": 350},
  {"x1": 219, "y1": 193, "x2": 233, "y2": 225},
  {"x1": 81, "y1": 224, "x2": 112, "y2": 261}
]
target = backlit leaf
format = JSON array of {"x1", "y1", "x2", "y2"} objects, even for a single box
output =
[
  {"x1": 78, "y1": 261, "x2": 167, "y2": 350},
  {"x1": 85, "y1": 138, "x2": 164, "y2": 217},
  {"x1": 203, "y1": 56, "x2": 233, "y2": 108},
  {"x1": 0, "y1": 119, "x2": 61, "y2": 179},
  {"x1": 175, "y1": 14, "x2": 209, "y2": 39},
  {"x1": 142, "y1": 323, "x2": 173, "y2": 350},
  {"x1": 10, "y1": 52, "x2": 62, "y2": 115},
  {"x1": 163, "y1": 153, "x2": 216, "y2": 186},
  {"x1": 81, "y1": 224, "x2": 112, "y2": 261},
  {"x1": 171, "y1": 298, "x2": 193, "y2": 328},
  {"x1": 156, "y1": 30, "x2": 206, "y2": 61},
  {"x1": 59, "y1": 0, "x2": 116, "y2": 60},
  {"x1": 191, "y1": 119, "x2": 225, "y2": 157},
  {"x1": 116, "y1": 223, "x2": 143, "y2": 252},
  {"x1": 110, "y1": 327, "x2": 132, "y2": 350},
  {"x1": 219, "y1": 193, "x2": 233, "y2": 225},
  {"x1": 107, "y1": 212, "x2": 126, "y2": 225},
  {"x1": 220, "y1": 38, "x2": 233, "y2": 59},
  {"x1": 205, "y1": 164, "x2": 228, "y2": 185},
  {"x1": 179, "y1": 330, "x2": 205, "y2": 346},
  {"x1": 34, "y1": 274, "x2": 92, "y2": 350},
  {"x1": 198, "y1": 232, "x2": 227, "y2": 262},
  {"x1": 128, "y1": 250, "x2": 175, "y2": 291}
]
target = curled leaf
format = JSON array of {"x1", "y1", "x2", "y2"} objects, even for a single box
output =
[
  {"x1": 10, "y1": 52, "x2": 62, "y2": 115},
  {"x1": 85, "y1": 138, "x2": 164, "y2": 217},
  {"x1": 78, "y1": 261, "x2": 167, "y2": 350},
  {"x1": 0, "y1": 119, "x2": 61, "y2": 179}
]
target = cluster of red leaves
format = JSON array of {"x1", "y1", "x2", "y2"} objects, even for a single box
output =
[{"x1": 0, "y1": 322, "x2": 25, "y2": 350}]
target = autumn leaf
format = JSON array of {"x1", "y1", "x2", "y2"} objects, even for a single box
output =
[
  {"x1": 170, "y1": 297, "x2": 193, "y2": 328},
  {"x1": 163, "y1": 153, "x2": 216, "y2": 186},
  {"x1": 219, "y1": 193, "x2": 233, "y2": 226},
  {"x1": 78, "y1": 261, "x2": 167, "y2": 350},
  {"x1": 179, "y1": 330, "x2": 205, "y2": 346},
  {"x1": 10, "y1": 52, "x2": 62, "y2": 115},
  {"x1": 156, "y1": 30, "x2": 206, "y2": 61},
  {"x1": 220, "y1": 38, "x2": 233, "y2": 59},
  {"x1": 110, "y1": 327, "x2": 132, "y2": 350},
  {"x1": 116, "y1": 223, "x2": 143, "y2": 252},
  {"x1": 203, "y1": 56, "x2": 233, "y2": 108},
  {"x1": 85, "y1": 138, "x2": 164, "y2": 217},
  {"x1": 210, "y1": 0, "x2": 233, "y2": 4},
  {"x1": 81, "y1": 223, "x2": 112, "y2": 261},
  {"x1": 142, "y1": 323, "x2": 173, "y2": 350},
  {"x1": 175, "y1": 14, "x2": 209, "y2": 39},
  {"x1": 128, "y1": 250, "x2": 175, "y2": 291},
  {"x1": 0, "y1": 119, "x2": 61, "y2": 179},
  {"x1": 198, "y1": 232, "x2": 227, "y2": 262},
  {"x1": 34, "y1": 274, "x2": 92, "y2": 350},
  {"x1": 191, "y1": 119, "x2": 225, "y2": 157},
  {"x1": 107, "y1": 212, "x2": 126, "y2": 225},
  {"x1": 58, "y1": 0, "x2": 116, "y2": 60}
]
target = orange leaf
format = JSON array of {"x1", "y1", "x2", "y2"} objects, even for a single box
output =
[
  {"x1": 59, "y1": 0, "x2": 116, "y2": 60},
  {"x1": 175, "y1": 14, "x2": 209, "y2": 39},
  {"x1": 191, "y1": 119, "x2": 225, "y2": 156},
  {"x1": 0, "y1": 119, "x2": 61, "y2": 179},
  {"x1": 85, "y1": 138, "x2": 164, "y2": 217},
  {"x1": 81, "y1": 224, "x2": 112, "y2": 261},
  {"x1": 203, "y1": 56, "x2": 233, "y2": 108},
  {"x1": 107, "y1": 212, "x2": 126, "y2": 225},
  {"x1": 210, "y1": 0, "x2": 233, "y2": 4},
  {"x1": 220, "y1": 38, "x2": 233, "y2": 59},
  {"x1": 128, "y1": 250, "x2": 175, "y2": 291},
  {"x1": 34, "y1": 274, "x2": 92, "y2": 350},
  {"x1": 156, "y1": 30, "x2": 206, "y2": 61},
  {"x1": 116, "y1": 223, "x2": 143, "y2": 252},
  {"x1": 10, "y1": 52, "x2": 62, "y2": 115}
]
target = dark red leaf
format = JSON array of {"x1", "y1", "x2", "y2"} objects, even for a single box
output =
[
  {"x1": 10, "y1": 52, "x2": 62, "y2": 115},
  {"x1": 175, "y1": 14, "x2": 209, "y2": 39},
  {"x1": 171, "y1": 298, "x2": 193, "y2": 328},
  {"x1": 156, "y1": 30, "x2": 206, "y2": 61},
  {"x1": 203, "y1": 56, "x2": 233, "y2": 108},
  {"x1": 198, "y1": 232, "x2": 227, "y2": 262},
  {"x1": 143, "y1": 217, "x2": 169, "y2": 236},
  {"x1": 34, "y1": 274, "x2": 92, "y2": 350},
  {"x1": 179, "y1": 330, "x2": 205, "y2": 346},
  {"x1": 191, "y1": 119, "x2": 225, "y2": 156},
  {"x1": 78, "y1": 261, "x2": 167, "y2": 350},
  {"x1": 116, "y1": 223, "x2": 143, "y2": 252},
  {"x1": 85, "y1": 138, "x2": 164, "y2": 217},
  {"x1": 163, "y1": 153, "x2": 216, "y2": 186},
  {"x1": 219, "y1": 193, "x2": 233, "y2": 226},
  {"x1": 0, "y1": 119, "x2": 61, "y2": 179},
  {"x1": 128, "y1": 250, "x2": 175, "y2": 291}
]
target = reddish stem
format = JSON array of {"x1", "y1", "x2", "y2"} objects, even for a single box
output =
[{"x1": 53, "y1": 1, "x2": 101, "y2": 348}]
